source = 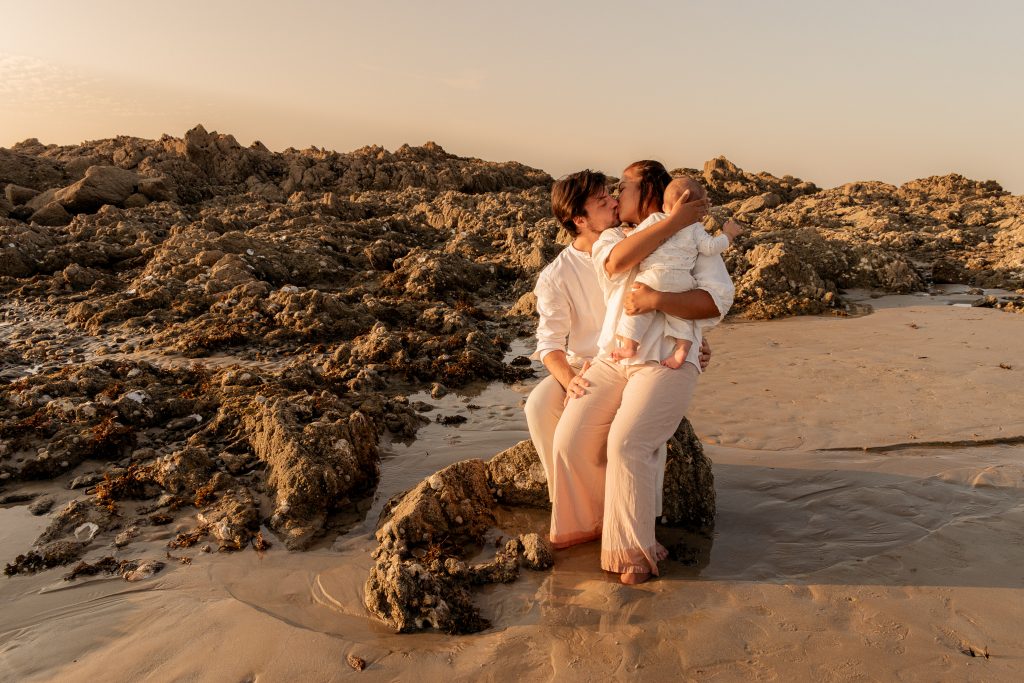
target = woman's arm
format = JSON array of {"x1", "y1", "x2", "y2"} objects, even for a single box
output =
[
  {"x1": 623, "y1": 251, "x2": 735, "y2": 320},
  {"x1": 603, "y1": 191, "x2": 710, "y2": 276}
]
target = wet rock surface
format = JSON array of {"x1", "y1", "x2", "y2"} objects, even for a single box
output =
[
  {"x1": 364, "y1": 419, "x2": 713, "y2": 634},
  {"x1": 0, "y1": 358, "x2": 408, "y2": 571}
]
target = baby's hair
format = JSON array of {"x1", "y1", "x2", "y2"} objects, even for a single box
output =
[{"x1": 664, "y1": 177, "x2": 704, "y2": 209}]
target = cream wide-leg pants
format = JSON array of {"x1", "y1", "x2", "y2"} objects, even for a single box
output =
[{"x1": 541, "y1": 359, "x2": 698, "y2": 575}]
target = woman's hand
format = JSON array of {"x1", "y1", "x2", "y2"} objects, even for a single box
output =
[
  {"x1": 624, "y1": 283, "x2": 659, "y2": 316},
  {"x1": 699, "y1": 338, "x2": 712, "y2": 371},
  {"x1": 562, "y1": 360, "x2": 591, "y2": 406},
  {"x1": 668, "y1": 187, "x2": 710, "y2": 227}
]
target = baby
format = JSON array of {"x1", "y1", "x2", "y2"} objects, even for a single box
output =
[{"x1": 613, "y1": 177, "x2": 743, "y2": 368}]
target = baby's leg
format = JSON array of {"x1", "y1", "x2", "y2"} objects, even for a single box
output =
[
  {"x1": 615, "y1": 307, "x2": 656, "y2": 362},
  {"x1": 661, "y1": 338, "x2": 692, "y2": 369},
  {"x1": 661, "y1": 316, "x2": 698, "y2": 369}
]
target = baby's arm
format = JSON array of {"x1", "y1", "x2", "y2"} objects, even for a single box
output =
[{"x1": 694, "y1": 218, "x2": 745, "y2": 256}]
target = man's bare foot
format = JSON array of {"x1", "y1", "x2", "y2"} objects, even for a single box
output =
[
  {"x1": 620, "y1": 570, "x2": 652, "y2": 585},
  {"x1": 661, "y1": 340, "x2": 691, "y2": 369}
]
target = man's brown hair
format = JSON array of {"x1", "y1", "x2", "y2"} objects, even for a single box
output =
[
  {"x1": 624, "y1": 160, "x2": 672, "y2": 221},
  {"x1": 551, "y1": 169, "x2": 608, "y2": 236}
]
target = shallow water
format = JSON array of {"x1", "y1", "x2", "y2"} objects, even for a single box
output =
[
  {"x1": 843, "y1": 284, "x2": 1018, "y2": 312},
  {"x1": 0, "y1": 506, "x2": 50, "y2": 568}
]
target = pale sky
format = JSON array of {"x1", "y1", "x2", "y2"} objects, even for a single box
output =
[{"x1": 2, "y1": 0, "x2": 1022, "y2": 192}]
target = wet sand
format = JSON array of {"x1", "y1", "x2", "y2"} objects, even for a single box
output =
[{"x1": 2, "y1": 305, "x2": 1023, "y2": 681}]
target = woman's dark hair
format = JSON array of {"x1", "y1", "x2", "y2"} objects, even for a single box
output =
[
  {"x1": 551, "y1": 169, "x2": 608, "y2": 236},
  {"x1": 624, "y1": 160, "x2": 672, "y2": 220}
]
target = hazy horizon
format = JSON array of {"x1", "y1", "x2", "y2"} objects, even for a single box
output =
[{"x1": 3, "y1": 1, "x2": 1022, "y2": 192}]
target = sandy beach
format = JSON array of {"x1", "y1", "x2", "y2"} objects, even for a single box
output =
[{"x1": 2, "y1": 303, "x2": 1022, "y2": 681}]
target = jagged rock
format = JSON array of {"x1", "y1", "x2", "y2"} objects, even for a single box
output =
[
  {"x1": 152, "y1": 446, "x2": 215, "y2": 495},
  {"x1": 60, "y1": 263, "x2": 103, "y2": 291},
  {"x1": 123, "y1": 193, "x2": 149, "y2": 209},
  {"x1": 364, "y1": 551, "x2": 490, "y2": 634},
  {"x1": 487, "y1": 440, "x2": 549, "y2": 507},
  {"x1": 661, "y1": 419, "x2": 716, "y2": 532},
  {"x1": 461, "y1": 538, "x2": 521, "y2": 584},
  {"x1": 508, "y1": 291, "x2": 538, "y2": 317},
  {"x1": 4, "y1": 540, "x2": 86, "y2": 576},
  {"x1": 54, "y1": 165, "x2": 140, "y2": 213},
  {"x1": 196, "y1": 486, "x2": 259, "y2": 550},
  {"x1": 137, "y1": 175, "x2": 176, "y2": 202},
  {"x1": 5, "y1": 183, "x2": 41, "y2": 205},
  {"x1": 0, "y1": 147, "x2": 64, "y2": 190},
  {"x1": 375, "y1": 459, "x2": 495, "y2": 555},
  {"x1": 29, "y1": 201, "x2": 72, "y2": 227},
  {"x1": 27, "y1": 496, "x2": 55, "y2": 516},
  {"x1": 37, "y1": 499, "x2": 118, "y2": 545},
  {"x1": 123, "y1": 560, "x2": 165, "y2": 581},
  {"x1": 518, "y1": 532, "x2": 554, "y2": 570},
  {"x1": 25, "y1": 187, "x2": 58, "y2": 212},
  {"x1": 737, "y1": 192, "x2": 782, "y2": 214},
  {"x1": 242, "y1": 397, "x2": 379, "y2": 549}
]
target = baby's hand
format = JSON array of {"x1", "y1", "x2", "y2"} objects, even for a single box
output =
[{"x1": 723, "y1": 218, "x2": 745, "y2": 242}]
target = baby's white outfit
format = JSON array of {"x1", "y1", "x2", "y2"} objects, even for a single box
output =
[{"x1": 616, "y1": 212, "x2": 730, "y2": 351}]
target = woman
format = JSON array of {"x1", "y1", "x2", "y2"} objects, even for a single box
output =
[{"x1": 546, "y1": 160, "x2": 733, "y2": 584}]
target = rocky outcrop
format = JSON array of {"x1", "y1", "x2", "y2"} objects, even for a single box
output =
[
  {"x1": 241, "y1": 397, "x2": 379, "y2": 549},
  {"x1": 364, "y1": 418, "x2": 715, "y2": 634},
  {"x1": 0, "y1": 358, "x2": 396, "y2": 569}
]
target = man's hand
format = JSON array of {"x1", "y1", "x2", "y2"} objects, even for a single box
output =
[
  {"x1": 699, "y1": 338, "x2": 712, "y2": 371},
  {"x1": 562, "y1": 360, "x2": 591, "y2": 407},
  {"x1": 624, "y1": 282, "x2": 659, "y2": 316}
]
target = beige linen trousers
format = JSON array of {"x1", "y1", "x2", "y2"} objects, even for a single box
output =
[{"x1": 526, "y1": 358, "x2": 699, "y2": 575}]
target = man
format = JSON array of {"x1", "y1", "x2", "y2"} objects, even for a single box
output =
[{"x1": 525, "y1": 168, "x2": 732, "y2": 503}]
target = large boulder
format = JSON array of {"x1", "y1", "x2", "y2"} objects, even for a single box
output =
[
  {"x1": 29, "y1": 201, "x2": 72, "y2": 227},
  {"x1": 5, "y1": 183, "x2": 40, "y2": 205},
  {"x1": 0, "y1": 147, "x2": 64, "y2": 189},
  {"x1": 54, "y1": 165, "x2": 140, "y2": 213}
]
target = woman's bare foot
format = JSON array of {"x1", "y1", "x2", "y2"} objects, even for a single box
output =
[
  {"x1": 620, "y1": 570, "x2": 652, "y2": 585},
  {"x1": 655, "y1": 542, "x2": 669, "y2": 561}
]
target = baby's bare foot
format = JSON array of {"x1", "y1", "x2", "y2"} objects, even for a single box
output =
[
  {"x1": 661, "y1": 341, "x2": 691, "y2": 369},
  {"x1": 613, "y1": 338, "x2": 638, "y2": 361}
]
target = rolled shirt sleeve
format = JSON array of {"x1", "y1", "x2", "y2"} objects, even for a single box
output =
[
  {"x1": 531, "y1": 272, "x2": 571, "y2": 362},
  {"x1": 692, "y1": 252, "x2": 735, "y2": 328},
  {"x1": 590, "y1": 228, "x2": 629, "y2": 295}
]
